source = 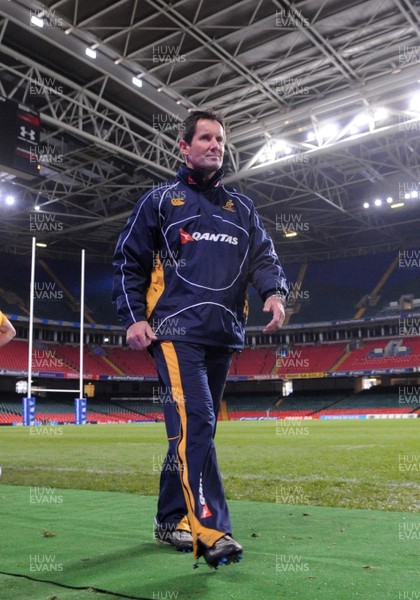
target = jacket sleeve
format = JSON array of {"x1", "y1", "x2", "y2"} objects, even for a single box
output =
[
  {"x1": 112, "y1": 190, "x2": 160, "y2": 329},
  {"x1": 248, "y1": 205, "x2": 288, "y2": 301}
]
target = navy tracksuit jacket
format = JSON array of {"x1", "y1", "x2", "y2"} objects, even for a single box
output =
[{"x1": 113, "y1": 164, "x2": 288, "y2": 556}]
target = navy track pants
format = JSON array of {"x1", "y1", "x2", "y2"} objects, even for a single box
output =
[{"x1": 152, "y1": 341, "x2": 233, "y2": 557}]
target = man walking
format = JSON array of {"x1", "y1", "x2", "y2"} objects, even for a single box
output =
[{"x1": 113, "y1": 109, "x2": 288, "y2": 568}]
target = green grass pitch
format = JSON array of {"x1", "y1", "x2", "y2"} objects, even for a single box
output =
[{"x1": 0, "y1": 419, "x2": 418, "y2": 512}]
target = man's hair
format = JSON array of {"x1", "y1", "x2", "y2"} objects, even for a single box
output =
[{"x1": 180, "y1": 109, "x2": 225, "y2": 144}]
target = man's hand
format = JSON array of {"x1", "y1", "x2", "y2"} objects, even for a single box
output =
[
  {"x1": 126, "y1": 321, "x2": 157, "y2": 350},
  {"x1": 0, "y1": 314, "x2": 16, "y2": 348},
  {"x1": 262, "y1": 295, "x2": 286, "y2": 333}
]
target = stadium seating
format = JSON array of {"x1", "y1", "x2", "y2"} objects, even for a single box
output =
[
  {"x1": 225, "y1": 393, "x2": 278, "y2": 419},
  {"x1": 107, "y1": 347, "x2": 157, "y2": 377},
  {"x1": 0, "y1": 400, "x2": 22, "y2": 424},
  {"x1": 106, "y1": 400, "x2": 164, "y2": 421},
  {"x1": 229, "y1": 347, "x2": 277, "y2": 375},
  {"x1": 0, "y1": 397, "x2": 164, "y2": 424},
  {"x1": 2, "y1": 386, "x2": 416, "y2": 425},
  {"x1": 337, "y1": 337, "x2": 420, "y2": 372},
  {"x1": 1, "y1": 243, "x2": 420, "y2": 425},
  {"x1": 0, "y1": 340, "x2": 30, "y2": 371},
  {"x1": 315, "y1": 390, "x2": 418, "y2": 416},
  {"x1": 276, "y1": 342, "x2": 346, "y2": 375},
  {"x1": 2, "y1": 339, "x2": 420, "y2": 378},
  {"x1": 52, "y1": 344, "x2": 120, "y2": 376},
  {"x1": 225, "y1": 388, "x2": 417, "y2": 419}
]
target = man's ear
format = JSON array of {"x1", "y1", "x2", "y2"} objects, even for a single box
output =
[{"x1": 179, "y1": 139, "x2": 189, "y2": 158}]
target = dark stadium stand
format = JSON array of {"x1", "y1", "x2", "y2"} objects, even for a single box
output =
[
  {"x1": 44, "y1": 257, "x2": 117, "y2": 325},
  {"x1": 2, "y1": 249, "x2": 420, "y2": 325},
  {"x1": 288, "y1": 252, "x2": 396, "y2": 323},
  {"x1": 246, "y1": 261, "x2": 301, "y2": 326},
  {"x1": 371, "y1": 258, "x2": 420, "y2": 317},
  {"x1": 0, "y1": 254, "x2": 31, "y2": 318},
  {"x1": 0, "y1": 253, "x2": 117, "y2": 325}
]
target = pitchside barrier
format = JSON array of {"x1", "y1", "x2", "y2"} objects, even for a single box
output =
[{"x1": 23, "y1": 237, "x2": 87, "y2": 425}]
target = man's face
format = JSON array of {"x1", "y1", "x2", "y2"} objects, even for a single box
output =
[{"x1": 179, "y1": 119, "x2": 225, "y2": 177}]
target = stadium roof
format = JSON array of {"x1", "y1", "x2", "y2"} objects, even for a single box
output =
[{"x1": 0, "y1": 0, "x2": 419, "y2": 262}]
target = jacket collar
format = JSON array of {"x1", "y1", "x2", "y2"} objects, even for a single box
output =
[{"x1": 177, "y1": 164, "x2": 224, "y2": 191}]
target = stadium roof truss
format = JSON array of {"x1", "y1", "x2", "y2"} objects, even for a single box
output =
[{"x1": 0, "y1": 0, "x2": 419, "y2": 262}]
